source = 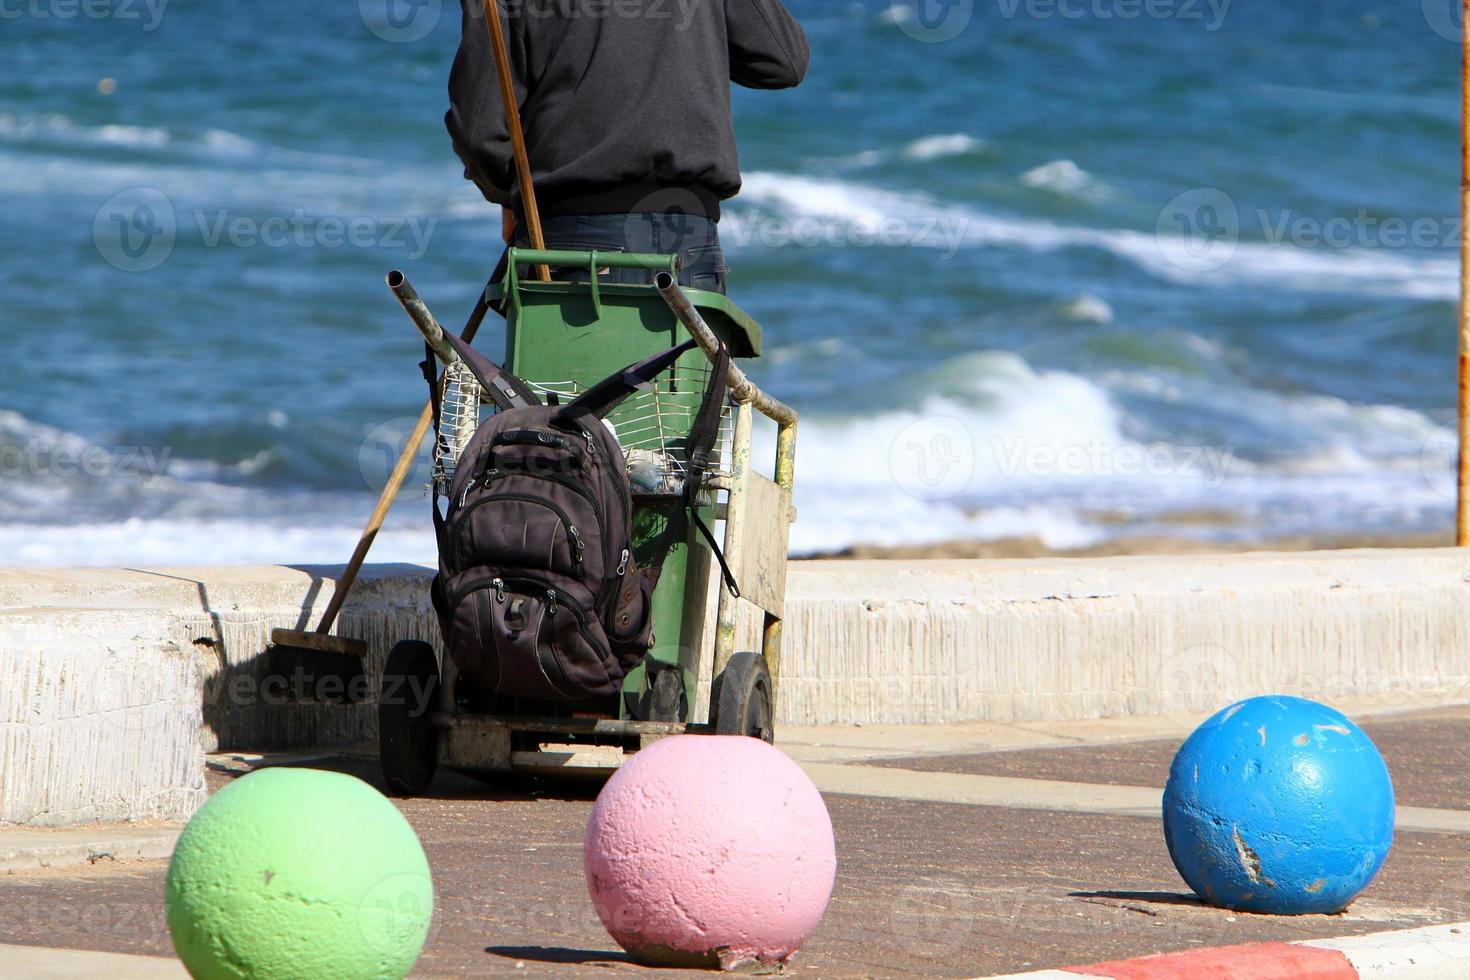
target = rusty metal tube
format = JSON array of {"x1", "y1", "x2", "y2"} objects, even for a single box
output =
[
  {"x1": 387, "y1": 269, "x2": 461, "y2": 367},
  {"x1": 654, "y1": 272, "x2": 798, "y2": 426}
]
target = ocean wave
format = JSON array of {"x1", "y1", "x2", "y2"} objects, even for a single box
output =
[
  {"x1": 1020, "y1": 159, "x2": 1109, "y2": 199},
  {"x1": 0, "y1": 112, "x2": 337, "y2": 164},
  {"x1": 902, "y1": 133, "x2": 985, "y2": 161},
  {"x1": 759, "y1": 351, "x2": 1177, "y2": 553},
  {"x1": 1059, "y1": 295, "x2": 1114, "y2": 324},
  {"x1": 0, "y1": 359, "x2": 1455, "y2": 564},
  {"x1": 0, "y1": 516, "x2": 436, "y2": 569},
  {"x1": 1102, "y1": 369, "x2": 1445, "y2": 466},
  {"x1": 201, "y1": 128, "x2": 259, "y2": 153},
  {"x1": 762, "y1": 348, "x2": 1455, "y2": 553},
  {"x1": 0, "y1": 113, "x2": 448, "y2": 210},
  {"x1": 0, "y1": 143, "x2": 474, "y2": 225},
  {"x1": 733, "y1": 171, "x2": 1457, "y2": 300},
  {"x1": 0, "y1": 408, "x2": 292, "y2": 524},
  {"x1": 0, "y1": 112, "x2": 170, "y2": 148},
  {"x1": 827, "y1": 133, "x2": 984, "y2": 170}
]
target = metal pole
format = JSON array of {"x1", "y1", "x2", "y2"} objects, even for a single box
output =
[
  {"x1": 387, "y1": 270, "x2": 462, "y2": 367},
  {"x1": 654, "y1": 273, "x2": 798, "y2": 426},
  {"x1": 1459, "y1": 0, "x2": 1470, "y2": 544}
]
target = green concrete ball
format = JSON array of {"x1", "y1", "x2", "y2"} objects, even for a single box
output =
[{"x1": 165, "y1": 768, "x2": 433, "y2": 979}]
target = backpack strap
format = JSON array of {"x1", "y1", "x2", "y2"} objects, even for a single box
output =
[
  {"x1": 552, "y1": 338, "x2": 742, "y2": 598},
  {"x1": 440, "y1": 332, "x2": 541, "y2": 411},
  {"x1": 683, "y1": 342, "x2": 728, "y2": 507},
  {"x1": 682, "y1": 343, "x2": 739, "y2": 598},
  {"x1": 553, "y1": 339, "x2": 699, "y2": 426}
]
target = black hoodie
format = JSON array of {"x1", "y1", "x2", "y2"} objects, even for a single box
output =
[{"x1": 446, "y1": 0, "x2": 809, "y2": 220}]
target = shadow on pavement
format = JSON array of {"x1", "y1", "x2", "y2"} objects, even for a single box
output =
[
  {"x1": 486, "y1": 945, "x2": 631, "y2": 966},
  {"x1": 1070, "y1": 890, "x2": 1209, "y2": 908}
]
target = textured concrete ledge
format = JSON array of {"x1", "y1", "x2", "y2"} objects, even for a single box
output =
[
  {"x1": 774, "y1": 550, "x2": 1470, "y2": 725},
  {"x1": 3, "y1": 549, "x2": 1470, "y2": 826}
]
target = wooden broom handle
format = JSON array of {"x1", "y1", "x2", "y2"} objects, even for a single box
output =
[{"x1": 481, "y1": 0, "x2": 550, "y2": 282}]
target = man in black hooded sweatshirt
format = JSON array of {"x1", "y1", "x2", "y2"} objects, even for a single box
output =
[{"x1": 446, "y1": 0, "x2": 809, "y2": 294}]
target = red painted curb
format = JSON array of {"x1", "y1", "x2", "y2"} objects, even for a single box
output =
[{"x1": 1065, "y1": 941, "x2": 1359, "y2": 980}]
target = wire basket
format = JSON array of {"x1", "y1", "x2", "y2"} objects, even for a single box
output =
[{"x1": 433, "y1": 359, "x2": 731, "y2": 499}]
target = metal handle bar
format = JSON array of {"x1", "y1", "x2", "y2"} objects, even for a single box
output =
[
  {"x1": 507, "y1": 248, "x2": 681, "y2": 273},
  {"x1": 387, "y1": 270, "x2": 461, "y2": 367},
  {"x1": 654, "y1": 272, "x2": 797, "y2": 427}
]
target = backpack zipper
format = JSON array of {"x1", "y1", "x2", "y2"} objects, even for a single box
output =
[
  {"x1": 580, "y1": 423, "x2": 633, "y2": 602},
  {"x1": 502, "y1": 575, "x2": 615, "y2": 668},
  {"x1": 569, "y1": 424, "x2": 633, "y2": 609},
  {"x1": 456, "y1": 468, "x2": 501, "y2": 511},
  {"x1": 512, "y1": 469, "x2": 616, "y2": 587},
  {"x1": 447, "y1": 492, "x2": 587, "y2": 574}
]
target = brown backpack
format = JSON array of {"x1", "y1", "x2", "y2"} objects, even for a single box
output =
[{"x1": 425, "y1": 334, "x2": 731, "y2": 703}]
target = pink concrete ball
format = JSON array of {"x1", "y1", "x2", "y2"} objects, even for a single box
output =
[{"x1": 584, "y1": 735, "x2": 837, "y2": 971}]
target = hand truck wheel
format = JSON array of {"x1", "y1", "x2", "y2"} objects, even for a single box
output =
[
  {"x1": 710, "y1": 651, "x2": 774, "y2": 743},
  {"x1": 378, "y1": 640, "x2": 441, "y2": 797}
]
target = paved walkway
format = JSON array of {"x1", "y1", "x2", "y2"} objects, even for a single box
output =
[{"x1": 2, "y1": 706, "x2": 1469, "y2": 977}]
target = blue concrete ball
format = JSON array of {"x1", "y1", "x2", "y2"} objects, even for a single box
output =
[{"x1": 1162, "y1": 695, "x2": 1394, "y2": 915}]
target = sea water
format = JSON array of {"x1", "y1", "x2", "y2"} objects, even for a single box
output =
[{"x1": 0, "y1": 0, "x2": 1459, "y2": 564}]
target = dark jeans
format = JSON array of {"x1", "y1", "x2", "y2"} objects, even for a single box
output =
[{"x1": 506, "y1": 212, "x2": 727, "y2": 294}]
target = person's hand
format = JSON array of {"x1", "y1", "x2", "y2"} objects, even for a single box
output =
[{"x1": 501, "y1": 207, "x2": 518, "y2": 245}]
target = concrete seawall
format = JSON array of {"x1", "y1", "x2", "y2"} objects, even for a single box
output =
[{"x1": 3, "y1": 549, "x2": 1469, "y2": 826}]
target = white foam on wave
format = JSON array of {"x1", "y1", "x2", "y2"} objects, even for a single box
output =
[
  {"x1": 201, "y1": 128, "x2": 259, "y2": 153},
  {"x1": 1112, "y1": 232, "x2": 1458, "y2": 302},
  {"x1": 0, "y1": 113, "x2": 471, "y2": 221},
  {"x1": 762, "y1": 351, "x2": 1154, "y2": 553},
  {"x1": 829, "y1": 133, "x2": 983, "y2": 170},
  {"x1": 773, "y1": 347, "x2": 1459, "y2": 554},
  {"x1": 0, "y1": 407, "x2": 291, "y2": 528},
  {"x1": 733, "y1": 171, "x2": 1457, "y2": 300},
  {"x1": 0, "y1": 344, "x2": 1458, "y2": 564},
  {"x1": 0, "y1": 112, "x2": 328, "y2": 162},
  {"x1": 0, "y1": 515, "x2": 437, "y2": 569},
  {"x1": 1020, "y1": 159, "x2": 1109, "y2": 198},
  {"x1": 1060, "y1": 295, "x2": 1114, "y2": 323},
  {"x1": 0, "y1": 112, "x2": 170, "y2": 148},
  {"x1": 164, "y1": 450, "x2": 276, "y2": 481},
  {"x1": 902, "y1": 133, "x2": 984, "y2": 161},
  {"x1": 1104, "y1": 369, "x2": 1445, "y2": 467},
  {"x1": 94, "y1": 123, "x2": 171, "y2": 148},
  {"x1": 0, "y1": 142, "x2": 470, "y2": 228}
]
